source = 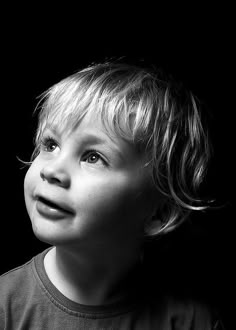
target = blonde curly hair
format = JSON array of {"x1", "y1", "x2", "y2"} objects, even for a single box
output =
[{"x1": 32, "y1": 61, "x2": 212, "y2": 236}]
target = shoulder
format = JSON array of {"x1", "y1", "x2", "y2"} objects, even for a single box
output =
[
  {"x1": 142, "y1": 280, "x2": 223, "y2": 329},
  {"x1": 0, "y1": 248, "x2": 50, "y2": 297},
  {"x1": 170, "y1": 297, "x2": 224, "y2": 329},
  {"x1": 141, "y1": 254, "x2": 224, "y2": 328},
  {"x1": 0, "y1": 250, "x2": 53, "y2": 328},
  {"x1": 0, "y1": 258, "x2": 33, "y2": 280},
  {"x1": 0, "y1": 258, "x2": 35, "y2": 302},
  {"x1": 148, "y1": 294, "x2": 224, "y2": 329},
  {"x1": 0, "y1": 248, "x2": 52, "y2": 307}
]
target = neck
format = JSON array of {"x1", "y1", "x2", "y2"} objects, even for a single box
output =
[{"x1": 44, "y1": 244, "x2": 143, "y2": 306}]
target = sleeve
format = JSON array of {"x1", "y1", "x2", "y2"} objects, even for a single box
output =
[
  {"x1": 0, "y1": 295, "x2": 6, "y2": 329},
  {"x1": 212, "y1": 319, "x2": 225, "y2": 330},
  {"x1": 165, "y1": 296, "x2": 225, "y2": 330},
  {"x1": 193, "y1": 303, "x2": 225, "y2": 330}
]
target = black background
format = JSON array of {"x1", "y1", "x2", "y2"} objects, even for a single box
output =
[{"x1": 1, "y1": 10, "x2": 234, "y2": 327}]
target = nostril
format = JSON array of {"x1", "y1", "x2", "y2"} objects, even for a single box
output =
[
  {"x1": 40, "y1": 171, "x2": 46, "y2": 181},
  {"x1": 40, "y1": 168, "x2": 61, "y2": 183},
  {"x1": 40, "y1": 167, "x2": 70, "y2": 188}
]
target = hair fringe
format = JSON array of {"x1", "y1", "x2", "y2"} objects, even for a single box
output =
[
  {"x1": 16, "y1": 156, "x2": 32, "y2": 169},
  {"x1": 30, "y1": 61, "x2": 213, "y2": 236}
]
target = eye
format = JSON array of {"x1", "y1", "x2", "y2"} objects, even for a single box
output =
[
  {"x1": 82, "y1": 150, "x2": 107, "y2": 166},
  {"x1": 40, "y1": 136, "x2": 58, "y2": 152}
]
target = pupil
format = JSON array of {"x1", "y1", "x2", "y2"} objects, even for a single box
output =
[
  {"x1": 49, "y1": 143, "x2": 55, "y2": 150},
  {"x1": 90, "y1": 154, "x2": 97, "y2": 162}
]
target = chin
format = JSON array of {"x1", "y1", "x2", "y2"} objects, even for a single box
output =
[
  {"x1": 30, "y1": 217, "x2": 84, "y2": 249},
  {"x1": 30, "y1": 218, "x2": 63, "y2": 245},
  {"x1": 31, "y1": 223, "x2": 58, "y2": 245}
]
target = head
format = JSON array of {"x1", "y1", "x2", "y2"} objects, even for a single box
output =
[{"x1": 24, "y1": 61, "x2": 211, "y2": 255}]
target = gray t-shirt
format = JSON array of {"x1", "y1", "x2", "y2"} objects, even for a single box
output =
[{"x1": 0, "y1": 248, "x2": 221, "y2": 329}]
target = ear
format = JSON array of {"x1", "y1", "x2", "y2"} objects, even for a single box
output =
[
  {"x1": 144, "y1": 214, "x2": 163, "y2": 236},
  {"x1": 143, "y1": 185, "x2": 167, "y2": 236},
  {"x1": 143, "y1": 200, "x2": 165, "y2": 236}
]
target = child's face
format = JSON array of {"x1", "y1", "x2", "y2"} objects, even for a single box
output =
[{"x1": 24, "y1": 113, "x2": 157, "y2": 254}]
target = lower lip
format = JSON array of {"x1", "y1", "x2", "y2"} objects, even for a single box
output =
[{"x1": 36, "y1": 200, "x2": 73, "y2": 220}]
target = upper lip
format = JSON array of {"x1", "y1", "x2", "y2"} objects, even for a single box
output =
[{"x1": 36, "y1": 195, "x2": 74, "y2": 214}]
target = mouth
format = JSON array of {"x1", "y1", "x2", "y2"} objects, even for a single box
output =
[{"x1": 36, "y1": 196, "x2": 74, "y2": 215}]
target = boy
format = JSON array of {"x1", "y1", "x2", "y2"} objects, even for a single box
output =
[{"x1": 0, "y1": 61, "x2": 222, "y2": 329}]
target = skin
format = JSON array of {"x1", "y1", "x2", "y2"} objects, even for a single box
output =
[{"x1": 24, "y1": 112, "x2": 160, "y2": 305}]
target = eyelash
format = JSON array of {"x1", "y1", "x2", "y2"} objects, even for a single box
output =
[
  {"x1": 39, "y1": 136, "x2": 107, "y2": 166},
  {"x1": 40, "y1": 136, "x2": 58, "y2": 152},
  {"x1": 82, "y1": 149, "x2": 107, "y2": 165}
]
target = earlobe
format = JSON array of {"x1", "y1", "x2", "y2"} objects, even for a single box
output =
[
  {"x1": 144, "y1": 216, "x2": 163, "y2": 236},
  {"x1": 144, "y1": 188, "x2": 167, "y2": 236},
  {"x1": 144, "y1": 201, "x2": 163, "y2": 236}
]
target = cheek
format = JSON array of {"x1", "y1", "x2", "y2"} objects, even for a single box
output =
[
  {"x1": 24, "y1": 163, "x2": 38, "y2": 212},
  {"x1": 72, "y1": 172, "x2": 150, "y2": 226},
  {"x1": 24, "y1": 165, "x2": 35, "y2": 194}
]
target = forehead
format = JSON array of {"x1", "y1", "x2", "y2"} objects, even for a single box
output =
[
  {"x1": 45, "y1": 110, "x2": 123, "y2": 143},
  {"x1": 47, "y1": 112, "x2": 140, "y2": 158},
  {"x1": 37, "y1": 74, "x2": 154, "y2": 151},
  {"x1": 40, "y1": 96, "x2": 145, "y2": 152}
]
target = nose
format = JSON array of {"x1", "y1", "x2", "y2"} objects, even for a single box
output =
[{"x1": 40, "y1": 160, "x2": 71, "y2": 188}]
